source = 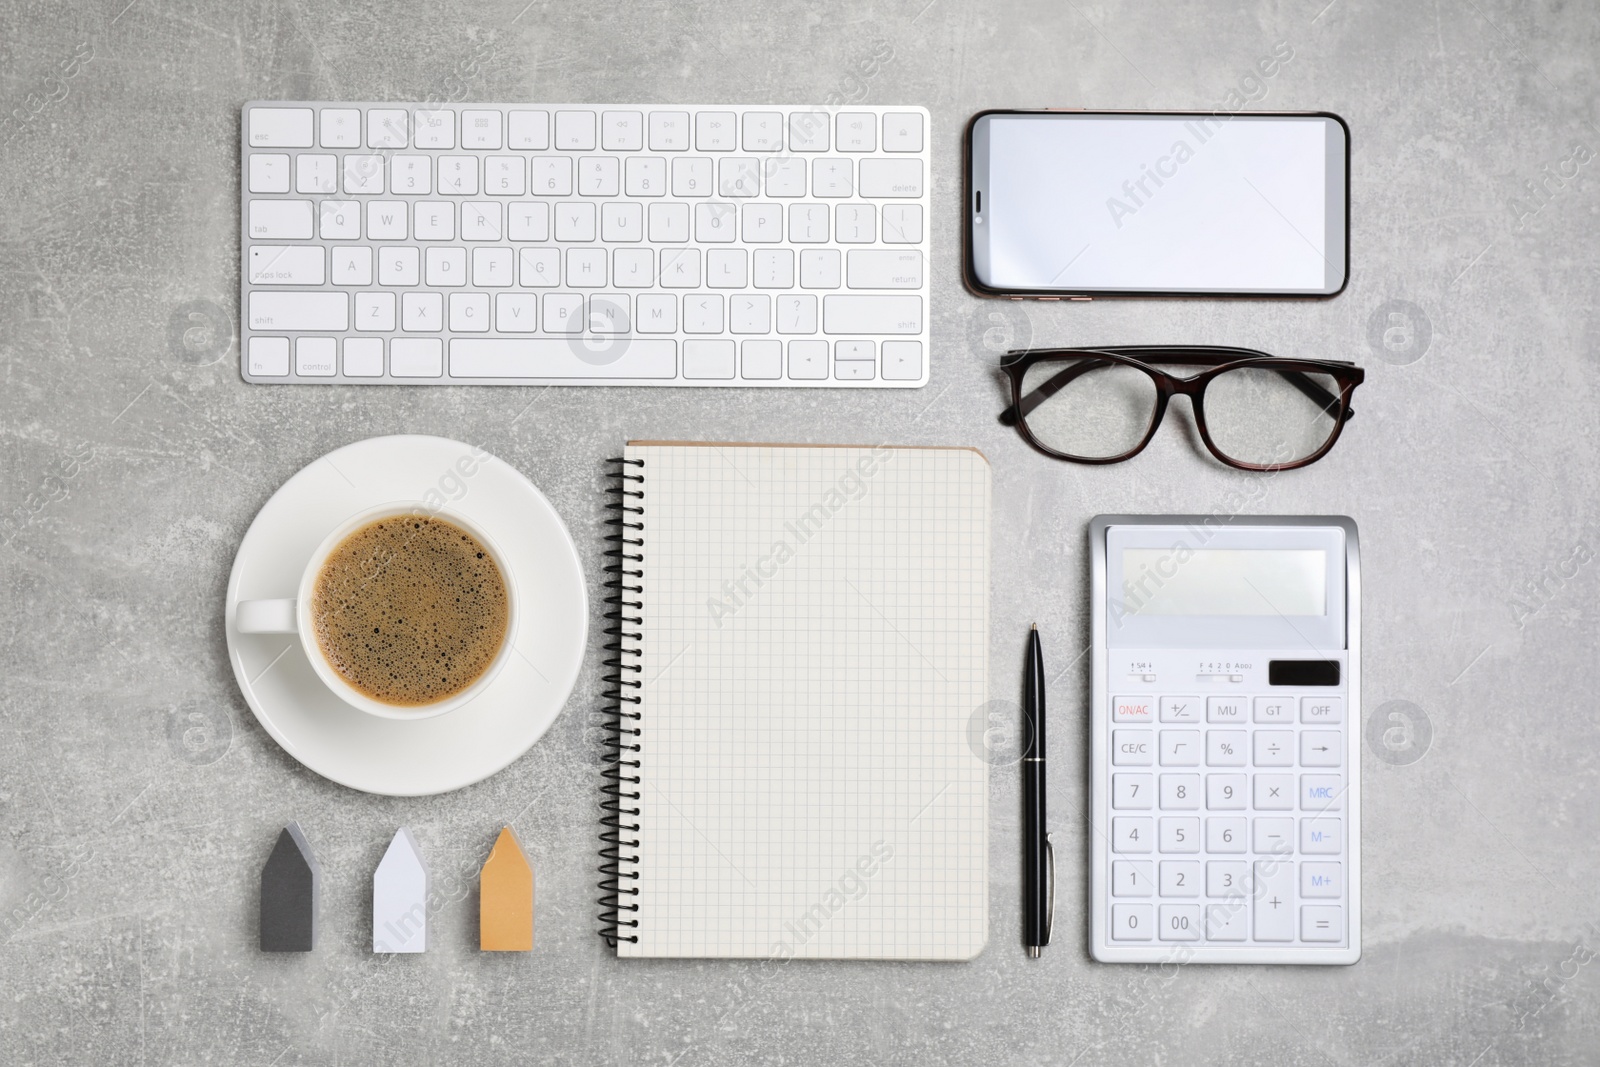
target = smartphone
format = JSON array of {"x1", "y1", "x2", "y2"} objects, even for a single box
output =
[{"x1": 964, "y1": 110, "x2": 1349, "y2": 298}]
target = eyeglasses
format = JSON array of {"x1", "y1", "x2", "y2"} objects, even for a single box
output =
[{"x1": 998, "y1": 346, "x2": 1365, "y2": 472}]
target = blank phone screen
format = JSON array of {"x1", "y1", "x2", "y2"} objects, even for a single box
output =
[{"x1": 970, "y1": 113, "x2": 1346, "y2": 294}]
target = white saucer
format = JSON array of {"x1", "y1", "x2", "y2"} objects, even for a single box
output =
[{"x1": 224, "y1": 435, "x2": 588, "y2": 796}]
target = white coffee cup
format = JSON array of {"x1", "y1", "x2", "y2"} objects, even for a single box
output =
[{"x1": 235, "y1": 502, "x2": 519, "y2": 720}]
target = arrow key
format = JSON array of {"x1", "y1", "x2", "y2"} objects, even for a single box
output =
[{"x1": 1300, "y1": 730, "x2": 1342, "y2": 767}]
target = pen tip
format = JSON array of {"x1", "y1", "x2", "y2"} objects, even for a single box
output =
[{"x1": 1030, "y1": 622, "x2": 1037, "y2": 631}]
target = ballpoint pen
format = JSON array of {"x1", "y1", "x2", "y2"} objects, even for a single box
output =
[{"x1": 1023, "y1": 623, "x2": 1053, "y2": 957}]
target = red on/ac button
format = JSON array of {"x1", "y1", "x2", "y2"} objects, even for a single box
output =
[{"x1": 1114, "y1": 697, "x2": 1154, "y2": 723}]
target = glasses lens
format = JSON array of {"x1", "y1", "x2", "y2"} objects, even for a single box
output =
[
  {"x1": 1018, "y1": 358, "x2": 1158, "y2": 460},
  {"x1": 1203, "y1": 365, "x2": 1344, "y2": 467}
]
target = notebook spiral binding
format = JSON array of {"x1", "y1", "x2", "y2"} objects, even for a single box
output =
[{"x1": 598, "y1": 456, "x2": 645, "y2": 946}]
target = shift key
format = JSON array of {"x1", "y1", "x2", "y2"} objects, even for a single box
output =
[
  {"x1": 823, "y1": 295, "x2": 921, "y2": 334},
  {"x1": 248, "y1": 292, "x2": 349, "y2": 331}
]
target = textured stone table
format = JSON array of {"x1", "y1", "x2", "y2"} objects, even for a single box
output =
[{"x1": 2, "y1": 0, "x2": 1597, "y2": 1063}]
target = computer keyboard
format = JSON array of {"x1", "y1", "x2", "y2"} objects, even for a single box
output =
[{"x1": 240, "y1": 102, "x2": 931, "y2": 387}]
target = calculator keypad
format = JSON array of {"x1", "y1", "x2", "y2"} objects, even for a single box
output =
[{"x1": 1108, "y1": 691, "x2": 1347, "y2": 947}]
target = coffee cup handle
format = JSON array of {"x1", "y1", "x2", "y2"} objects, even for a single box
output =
[{"x1": 236, "y1": 598, "x2": 298, "y2": 634}]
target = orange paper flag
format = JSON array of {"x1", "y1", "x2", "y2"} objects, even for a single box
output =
[{"x1": 479, "y1": 826, "x2": 533, "y2": 951}]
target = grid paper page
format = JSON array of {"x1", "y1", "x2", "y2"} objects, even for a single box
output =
[{"x1": 621, "y1": 443, "x2": 990, "y2": 960}]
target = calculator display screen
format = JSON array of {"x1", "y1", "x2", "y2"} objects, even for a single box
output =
[{"x1": 1120, "y1": 549, "x2": 1326, "y2": 616}]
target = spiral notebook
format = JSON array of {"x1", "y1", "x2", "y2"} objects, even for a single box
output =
[{"x1": 599, "y1": 442, "x2": 990, "y2": 960}]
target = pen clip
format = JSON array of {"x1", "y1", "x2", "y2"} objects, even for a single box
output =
[{"x1": 1043, "y1": 832, "x2": 1055, "y2": 946}]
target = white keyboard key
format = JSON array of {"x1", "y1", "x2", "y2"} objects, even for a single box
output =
[
  {"x1": 1206, "y1": 816, "x2": 1246, "y2": 853},
  {"x1": 1253, "y1": 730, "x2": 1293, "y2": 767},
  {"x1": 799, "y1": 249, "x2": 841, "y2": 289},
  {"x1": 531, "y1": 157, "x2": 573, "y2": 195},
  {"x1": 753, "y1": 248, "x2": 794, "y2": 288},
  {"x1": 648, "y1": 111, "x2": 690, "y2": 150},
  {"x1": 789, "y1": 203, "x2": 829, "y2": 243},
  {"x1": 695, "y1": 111, "x2": 736, "y2": 151},
  {"x1": 613, "y1": 248, "x2": 654, "y2": 287},
  {"x1": 742, "y1": 111, "x2": 783, "y2": 151},
  {"x1": 462, "y1": 202, "x2": 503, "y2": 241},
  {"x1": 517, "y1": 248, "x2": 559, "y2": 287},
  {"x1": 249, "y1": 153, "x2": 290, "y2": 193},
  {"x1": 1160, "y1": 861, "x2": 1199, "y2": 897},
  {"x1": 1252, "y1": 860, "x2": 1295, "y2": 941},
  {"x1": 636, "y1": 293, "x2": 677, "y2": 333},
  {"x1": 295, "y1": 154, "x2": 338, "y2": 195},
  {"x1": 787, "y1": 111, "x2": 830, "y2": 151},
  {"x1": 367, "y1": 109, "x2": 408, "y2": 148},
  {"x1": 1159, "y1": 773, "x2": 1199, "y2": 811},
  {"x1": 485, "y1": 157, "x2": 525, "y2": 196},
  {"x1": 835, "y1": 204, "x2": 875, "y2": 243},
  {"x1": 248, "y1": 200, "x2": 313, "y2": 239},
  {"x1": 765, "y1": 157, "x2": 806, "y2": 197},
  {"x1": 1158, "y1": 696, "x2": 1200, "y2": 723},
  {"x1": 1111, "y1": 904, "x2": 1152, "y2": 941},
  {"x1": 1301, "y1": 774, "x2": 1344, "y2": 811},
  {"x1": 1160, "y1": 730, "x2": 1200, "y2": 767},
  {"x1": 1112, "y1": 730, "x2": 1153, "y2": 767},
  {"x1": 706, "y1": 249, "x2": 747, "y2": 289},
  {"x1": 378, "y1": 247, "x2": 419, "y2": 286},
  {"x1": 601, "y1": 203, "x2": 644, "y2": 243},
  {"x1": 787, "y1": 340, "x2": 828, "y2": 379},
  {"x1": 834, "y1": 340, "x2": 874, "y2": 365},
  {"x1": 1301, "y1": 861, "x2": 1342, "y2": 898},
  {"x1": 1159, "y1": 817, "x2": 1199, "y2": 854},
  {"x1": 660, "y1": 247, "x2": 701, "y2": 287},
  {"x1": 1300, "y1": 817, "x2": 1341, "y2": 854},
  {"x1": 837, "y1": 357, "x2": 879, "y2": 379},
  {"x1": 508, "y1": 203, "x2": 550, "y2": 242},
  {"x1": 248, "y1": 291, "x2": 347, "y2": 331},
  {"x1": 882, "y1": 204, "x2": 923, "y2": 243},
  {"x1": 1206, "y1": 773, "x2": 1245, "y2": 810},
  {"x1": 740, "y1": 340, "x2": 782, "y2": 379},
  {"x1": 1112, "y1": 817, "x2": 1152, "y2": 854},
  {"x1": 1113, "y1": 773, "x2": 1152, "y2": 810},
  {"x1": 414, "y1": 109, "x2": 454, "y2": 148},
  {"x1": 449, "y1": 338, "x2": 677, "y2": 378},
  {"x1": 1254, "y1": 774, "x2": 1294, "y2": 811},
  {"x1": 1159, "y1": 904, "x2": 1200, "y2": 942},
  {"x1": 425, "y1": 247, "x2": 466, "y2": 287},
  {"x1": 344, "y1": 155, "x2": 386, "y2": 195},
  {"x1": 730, "y1": 294, "x2": 769, "y2": 334},
  {"x1": 588, "y1": 294, "x2": 630, "y2": 332},
  {"x1": 247, "y1": 336, "x2": 290, "y2": 375},
  {"x1": 1207, "y1": 860, "x2": 1248, "y2": 898},
  {"x1": 835, "y1": 113, "x2": 876, "y2": 151},
  {"x1": 494, "y1": 293, "x2": 537, "y2": 332},
  {"x1": 1301, "y1": 905, "x2": 1343, "y2": 942},
  {"x1": 882, "y1": 112, "x2": 923, "y2": 152},
  {"x1": 683, "y1": 340, "x2": 736, "y2": 379},
  {"x1": 438, "y1": 156, "x2": 478, "y2": 195},
  {"x1": 401, "y1": 292, "x2": 443, "y2": 331},
  {"x1": 1112, "y1": 860, "x2": 1153, "y2": 897},
  {"x1": 555, "y1": 110, "x2": 596, "y2": 150},
  {"x1": 391, "y1": 338, "x2": 443, "y2": 377},
  {"x1": 355, "y1": 292, "x2": 395, "y2": 331},
  {"x1": 367, "y1": 201, "x2": 407, "y2": 240},
  {"x1": 649, "y1": 202, "x2": 689, "y2": 242},
  {"x1": 695, "y1": 203, "x2": 737, "y2": 242},
  {"x1": 579, "y1": 156, "x2": 620, "y2": 196},
  {"x1": 342, "y1": 337, "x2": 383, "y2": 376},
  {"x1": 625, "y1": 157, "x2": 666, "y2": 196},
  {"x1": 508, "y1": 110, "x2": 549, "y2": 150},
  {"x1": 542, "y1": 293, "x2": 583, "y2": 332},
  {"x1": 567, "y1": 248, "x2": 608, "y2": 287},
  {"x1": 719, "y1": 157, "x2": 761, "y2": 197},
  {"x1": 858, "y1": 158, "x2": 923, "y2": 197},
  {"x1": 601, "y1": 110, "x2": 643, "y2": 151},
  {"x1": 1302, "y1": 696, "x2": 1343, "y2": 724},
  {"x1": 415, "y1": 202, "x2": 454, "y2": 241},
  {"x1": 1253, "y1": 817, "x2": 1294, "y2": 855},
  {"x1": 1206, "y1": 903, "x2": 1248, "y2": 941},
  {"x1": 296, "y1": 336, "x2": 337, "y2": 376},
  {"x1": 882, "y1": 341, "x2": 921, "y2": 381},
  {"x1": 248, "y1": 246, "x2": 324, "y2": 285},
  {"x1": 319, "y1": 108, "x2": 361, "y2": 148},
  {"x1": 318, "y1": 200, "x2": 360, "y2": 240},
  {"x1": 249, "y1": 107, "x2": 312, "y2": 147},
  {"x1": 1300, "y1": 730, "x2": 1341, "y2": 767},
  {"x1": 332, "y1": 247, "x2": 371, "y2": 285},
  {"x1": 556, "y1": 203, "x2": 597, "y2": 242},
  {"x1": 1206, "y1": 730, "x2": 1246, "y2": 767},
  {"x1": 683, "y1": 294, "x2": 723, "y2": 333},
  {"x1": 812, "y1": 158, "x2": 854, "y2": 197},
  {"x1": 1207, "y1": 696, "x2": 1246, "y2": 723},
  {"x1": 1254, "y1": 696, "x2": 1295, "y2": 724},
  {"x1": 776, "y1": 294, "x2": 817, "y2": 334},
  {"x1": 461, "y1": 110, "x2": 502, "y2": 149}
]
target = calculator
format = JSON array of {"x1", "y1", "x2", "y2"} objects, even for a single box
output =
[{"x1": 1088, "y1": 516, "x2": 1360, "y2": 964}]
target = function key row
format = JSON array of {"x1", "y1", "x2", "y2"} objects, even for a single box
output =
[
  {"x1": 1114, "y1": 695, "x2": 1342, "y2": 725},
  {"x1": 1113, "y1": 728, "x2": 1343, "y2": 767},
  {"x1": 249, "y1": 107, "x2": 925, "y2": 155}
]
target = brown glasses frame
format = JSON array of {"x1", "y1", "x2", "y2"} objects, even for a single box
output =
[{"x1": 998, "y1": 345, "x2": 1365, "y2": 472}]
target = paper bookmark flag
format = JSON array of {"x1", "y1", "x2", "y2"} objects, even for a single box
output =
[
  {"x1": 479, "y1": 826, "x2": 533, "y2": 951},
  {"x1": 373, "y1": 827, "x2": 429, "y2": 954},
  {"x1": 260, "y1": 822, "x2": 320, "y2": 952}
]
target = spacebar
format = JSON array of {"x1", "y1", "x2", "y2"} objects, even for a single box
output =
[{"x1": 450, "y1": 338, "x2": 678, "y2": 378}]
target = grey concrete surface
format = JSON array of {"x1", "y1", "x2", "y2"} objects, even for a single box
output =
[{"x1": 3, "y1": 0, "x2": 1599, "y2": 1063}]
